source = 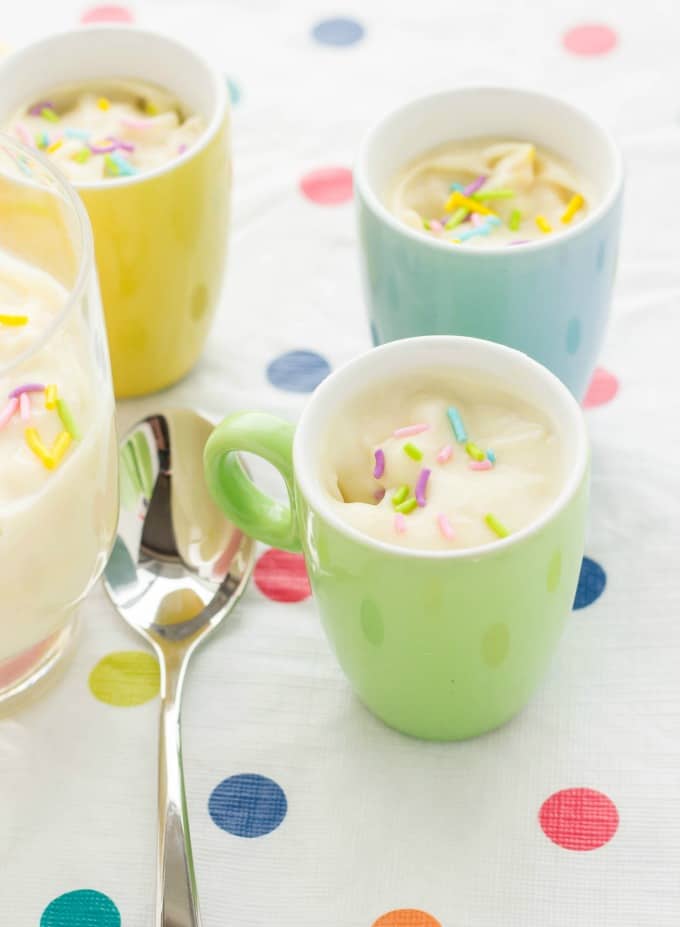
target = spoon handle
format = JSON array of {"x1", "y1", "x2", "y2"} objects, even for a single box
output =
[{"x1": 156, "y1": 657, "x2": 201, "y2": 927}]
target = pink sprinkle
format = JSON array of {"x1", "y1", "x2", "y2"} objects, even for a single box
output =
[
  {"x1": 415, "y1": 468, "x2": 431, "y2": 507},
  {"x1": 0, "y1": 397, "x2": 18, "y2": 429},
  {"x1": 178, "y1": 144, "x2": 187, "y2": 155},
  {"x1": 469, "y1": 459, "x2": 493, "y2": 471},
  {"x1": 436, "y1": 444, "x2": 453, "y2": 464},
  {"x1": 471, "y1": 213, "x2": 485, "y2": 227},
  {"x1": 437, "y1": 513, "x2": 455, "y2": 540},
  {"x1": 394, "y1": 513, "x2": 406, "y2": 534},
  {"x1": 393, "y1": 423, "x2": 430, "y2": 438},
  {"x1": 429, "y1": 219, "x2": 443, "y2": 233},
  {"x1": 463, "y1": 175, "x2": 487, "y2": 196},
  {"x1": 120, "y1": 116, "x2": 153, "y2": 130},
  {"x1": 373, "y1": 487, "x2": 386, "y2": 502},
  {"x1": 373, "y1": 448, "x2": 385, "y2": 479},
  {"x1": 9, "y1": 383, "x2": 44, "y2": 398},
  {"x1": 14, "y1": 123, "x2": 34, "y2": 147},
  {"x1": 19, "y1": 392, "x2": 31, "y2": 421},
  {"x1": 509, "y1": 240, "x2": 530, "y2": 246}
]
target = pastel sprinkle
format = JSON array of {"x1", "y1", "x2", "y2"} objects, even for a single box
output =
[
  {"x1": 373, "y1": 448, "x2": 385, "y2": 479},
  {"x1": 46, "y1": 139, "x2": 63, "y2": 154},
  {"x1": 447, "y1": 407, "x2": 467, "y2": 443},
  {"x1": 561, "y1": 193, "x2": 584, "y2": 224},
  {"x1": 463, "y1": 175, "x2": 487, "y2": 196},
  {"x1": 457, "y1": 219, "x2": 499, "y2": 242},
  {"x1": 445, "y1": 207, "x2": 467, "y2": 231},
  {"x1": 428, "y1": 219, "x2": 443, "y2": 233},
  {"x1": 486, "y1": 449, "x2": 496, "y2": 464},
  {"x1": 509, "y1": 239, "x2": 530, "y2": 246},
  {"x1": 403, "y1": 442, "x2": 423, "y2": 461},
  {"x1": 41, "y1": 107, "x2": 59, "y2": 123},
  {"x1": 392, "y1": 485, "x2": 409, "y2": 507},
  {"x1": 394, "y1": 513, "x2": 407, "y2": 534},
  {"x1": 29, "y1": 101, "x2": 53, "y2": 116},
  {"x1": 437, "y1": 513, "x2": 455, "y2": 540},
  {"x1": 36, "y1": 132, "x2": 49, "y2": 149},
  {"x1": 103, "y1": 154, "x2": 120, "y2": 176},
  {"x1": 45, "y1": 384, "x2": 58, "y2": 410},
  {"x1": 65, "y1": 128, "x2": 91, "y2": 141},
  {"x1": 14, "y1": 123, "x2": 33, "y2": 147},
  {"x1": 415, "y1": 468, "x2": 431, "y2": 507},
  {"x1": 449, "y1": 182, "x2": 464, "y2": 192},
  {"x1": 472, "y1": 188, "x2": 515, "y2": 200},
  {"x1": 9, "y1": 383, "x2": 44, "y2": 398},
  {"x1": 25, "y1": 427, "x2": 53, "y2": 469},
  {"x1": 50, "y1": 431, "x2": 72, "y2": 467},
  {"x1": 509, "y1": 209, "x2": 522, "y2": 231},
  {"x1": 90, "y1": 139, "x2": 118, "y2": 155},
  {"x1": 19, "y1": 392, "x2": 31, "y2": 421},
  {"x1": 469, "y1": 459, "x2": 493, "y2": 471},
  {"x1": 110, "y1": 152, "x2": 137, "y2": 176},
  {"x1": 445, "y1": 191, "x2": 496, "y2": 216},
  {"x1": 178, "y1": 144, "x2": 187, "y2": 155},
  {"x1": 465, "y1": 441, "x2": 485, "y2": 461},
  {"x1": 485, "y1": 513, "x2": 509, "y2": 538},
  {"x1": 55, "y1": 398, "x2": 80, "y2": 439},
  {"x1": 470, "y1": 212, "x2": 485, "y2": 227},
  {"x1": 72, "y1": 148, "x2": 91, "y2": 164},
  {"x1": 110, "y1": 137, "x2": 134, "y2": 153},
  {"x1": 97, "y1": 97, "x2": 110, "y2": 111},
  {"x1": 436, "y1": 444, "x2": 453, "y2": 464},
  {"x1": 394, "y1": 496, "x2": 418, "y2": 515},
  {"x1": 0, "y1": 397, "x2": 18, "y2": 430},
  {"x1": 0, "y1": 313, "x2": 28, "y2": 326},
  {"x1": 393, "y1": 423, "x2": 430, "y2": 438},
  {"x1": 535, "y1": 215, "x2": 552, "y2": 234}
]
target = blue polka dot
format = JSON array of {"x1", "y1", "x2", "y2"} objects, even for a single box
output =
[
  {"x1": 267, "y1": 350, "x2": 331, "y2": 393},
  {"x1": 311, "y1": 17, "x2": 365, "y2": 46},
  {"x1": 573, "y1": 556, "x2": 606, "y2": 609},
  {"x1": 41, "y1": 890, "x2": 120, "y2": 927},
  {"x1": 226, "y1": 77, "x2": 242, "y2": 106},
  {"x1": 566, "y1": 317, "x2": 581, "y2": 355},
  {"x1": 209, "y1": 773, "x2": 287, "y2": 837}
]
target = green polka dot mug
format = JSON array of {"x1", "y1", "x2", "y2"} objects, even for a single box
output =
[{"x1": 204, "y1": 336, "x2": 589, "y2": 740}]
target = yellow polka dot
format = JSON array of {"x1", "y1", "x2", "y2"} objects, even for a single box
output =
[{"x1": 89, "y1": 651, "x2": 160, "y2": 706}]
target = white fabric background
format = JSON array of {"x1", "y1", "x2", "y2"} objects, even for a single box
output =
[{"x1": 1, "y1": 1, "x2": 680, "y2": 924}]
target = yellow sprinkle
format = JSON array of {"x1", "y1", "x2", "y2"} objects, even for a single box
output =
[
  {"x1": 45, "y1": 384, "x2": 58, "y2": 410},
  {"x1": 444, "y1": 191, "x2": 497, "y2": 217},
  {"x1": 0, "y1": 313, "x2": 28, "y2": 327},
  {"x1": 145, "y1": 101, "x2": 158, "y2": 116},
  {"x1": 97, "y1": 97, "x2": 110, "y2": 111},
  {"x1": 46, "y1": 139, "x2": 63, "y2": 154},
  {"x1": 465, "y1": 441, "x2": 485, "y2": 461},
  {"x1": 561, "y1": 194, "x2": 584, "y2": 225},
  {"x1": 535, "y1": 215, "x2": 552, "y2": 234},
  {"x1": 485, "y1": 513, "x2": 509, "y2": 539},
  {"x1": 50, "y1": 430, "x2": 72, "y2": 468},
  {"x1": 25, "y1": 427, "x2": 54, "y2": 470},
  {"x1": 72, "y1": 148, "x2": 91, "y2": 163}
]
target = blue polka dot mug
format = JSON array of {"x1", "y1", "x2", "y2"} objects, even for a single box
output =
[{"x1": 355, "y1": 87, "x2": 624, "y2": 399}]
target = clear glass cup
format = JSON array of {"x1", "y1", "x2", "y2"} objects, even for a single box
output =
[{"x1": 0, "y1": 135, "x2": 118, "y2": 705}]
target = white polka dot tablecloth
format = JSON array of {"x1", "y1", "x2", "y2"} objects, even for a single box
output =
[{"x1": 2, "y1": 2, "x2": 680, "y2": 925}]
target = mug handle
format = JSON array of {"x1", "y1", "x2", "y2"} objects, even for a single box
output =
[{"x1": 203, "y1": 412, "x2": 301, "y2": 552}]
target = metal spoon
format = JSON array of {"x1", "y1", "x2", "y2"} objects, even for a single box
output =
[{"x1": 104, "y1": 409, "x2": 255, "y2": 927}]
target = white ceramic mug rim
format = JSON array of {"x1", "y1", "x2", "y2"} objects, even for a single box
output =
[
  {"x1": 0, "y1": 24, "x2": 228, "y2": 191},
  {"x1": 354, "y1": 85, "x2": 624, "y2": 258},
  {"x1": 292, "y1": 335, "x2": 589, "y2": 561}
]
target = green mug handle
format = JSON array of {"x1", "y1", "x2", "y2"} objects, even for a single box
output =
[{"x1": 203, "y1": 412, "x2": 301, "y2": 552}]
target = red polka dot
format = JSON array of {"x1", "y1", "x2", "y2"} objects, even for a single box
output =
[
  {"x1": 563, "y1": 23, "x2": 618, "y2": 56},
  {"x1": 583, "y1": 366, "x2": 619, "y2": 408},
  {"x1": 539, "y1": 788, "x2": 619, "y2": 851},
  {"x1": 80, "y1": 4, "x2": 134, "y2": 23},
  {"x1": 372, "y1": 911, "x2": 441, "y2": 927},
  {"x1": 299, "y1": 167, "x2": 353, "y2": 205},
  {"x1": 254, "y1": 548, "x2": 311, "y2": 603}
]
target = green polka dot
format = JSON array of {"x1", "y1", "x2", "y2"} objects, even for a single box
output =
[
  {"x1": 89, "y1": 651, "x2": 160, "y2": 706},
  {"x1": 482, "y1": 623, "x2": 510, "y2": 668},
  {"x1": 547, "y1": 550, "x2": 562, "y2": 593}
]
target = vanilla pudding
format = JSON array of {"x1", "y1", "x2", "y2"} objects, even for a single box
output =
[
  {"x1": 7, "y1": 79, "x2": 204, "y2": 181},
  {"x1": 390, "y1": 138, "x2": 592, "y2": 247},
  {"x1": 0, "y1": 246, "x2": 117, "y2": 662},
  {"x1": 321, "y1": 371, "x2": 563, "y2": 550}
]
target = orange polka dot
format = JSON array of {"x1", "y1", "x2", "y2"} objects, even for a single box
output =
[{"x1": 372, "y1": 910, "x2": 442, "y2": 927}]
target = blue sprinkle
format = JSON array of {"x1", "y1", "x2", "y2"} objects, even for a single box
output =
[
  {"x1": 449, "y1": 182, "x2": 464, "y2": 192},
  {"x1": 486, "y1": 449, "x2": 496, "y2": 464},
  {"x1": 65, "y1": 128, "x2": 91, "y2": 140},
  {"x1": 447, "y1": 406, "x2": 467, "y2": 443},
  {"x1": 111, "y1": 152, "x2": 137, "y2": 176}
]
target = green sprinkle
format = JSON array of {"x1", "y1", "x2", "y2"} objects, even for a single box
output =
[
  {"x1": 395, "y1": 496, "x2": 418, "y2": 515},
  {"x1": 509, "y1": 209, "x2": 522, "y2": 231},
  {"x1": 472, "y1": 189, "x2": 515, "y2": 200},
  {"x1": 103, "y1": 154, "x2": 119, "y2": 176},
  {"x1": 485, "y1": 513, "x2": 509, "y2": 539},
  {"x1": 403, "y1": 442, "x2": 423, "y2": 461},
  {"x1": 445, "y1": 206, "x2": 467, "y2": 231},
  {"x1": 73, "y1": 148, "x2": 91, "y2": 164},
  {"x1": 56, "y1": 398, "x2": 80, "y2": 439},
  {"x1": 392, "y1": 485, "x2": 410, "y2": 507},
  {"x1": 41, "y1": 107, "x2": 59, "y2": 123},
  {"x1": 465, "y1": 441, "x2": 485, "y2": 461},
  {"x1": 36, "y1": 131, "x2": 49, "y2": 149}
]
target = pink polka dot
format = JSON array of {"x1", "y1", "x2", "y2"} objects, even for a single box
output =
[
  {"x1": 563, "y1": 23, "x2": 618, "y2": 56},
  {"x1": 540, "y1": 787, "x2": 619, "y2": 851},
  {"x1": 299, "y1": 167, "x2": 353, "y2": 205},
  {"x1": 583, "y1": 366, "x2": 619, "y2": 408},
  {"x1": 80, "y1": 4, "x2": 134, "y2": 23},
  {"x1": 254, "y1": 548, "x2": 311, "y2": 603}
]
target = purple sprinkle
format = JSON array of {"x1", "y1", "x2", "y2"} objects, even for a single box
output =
[
  {"x1": 415, "y1": 467, "x2": 431, "y2": 507},
  {"x1": 373, "y1": 487, "x2": 386, "y2": 502},
  {"x1": 509, "y1": 239, "x2": 531, "y2": 246},
  {"x1": 29, "y1": 101, "x2": 53, "y2": 116},
  {"x1": 373, "y1": 448, "x2": 385, "y2": 479},
  {"x1": 110, "y1": 136, "x2": 134, "y2": 153},
  {"x1": 89, "y1": 139, "x2": 117, "y2": 154},
  {"x1": 9, "y1": 383, "x2": 45, "y2": 398},
  {"x1": 463, "y1": 175, "x2": 487, "y2": 197},
  {"x1": 178, "y1": 143, "x2": 188, "y2": 155}
]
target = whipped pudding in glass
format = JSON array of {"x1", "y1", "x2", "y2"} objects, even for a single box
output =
[
  {"x1": 389, "y1": 138, "x2": 592, "y2": 247},
  {"x1": 321, "y1": 370, "x2": 563, "y2": 550},
  {"x1": 0, "y1": 136, "x2": 118, "y2": 704},
  {"x1": 7, "y1": 79, "x2": 204, "y2": 181}
]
